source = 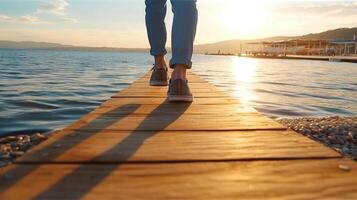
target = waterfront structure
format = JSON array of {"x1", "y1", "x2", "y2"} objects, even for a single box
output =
[{"x1": 245, "y1": 39, "x2": 357, "y2": 57}]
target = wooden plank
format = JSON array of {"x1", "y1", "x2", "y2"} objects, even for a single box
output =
[
  {"x1": 141, "y1": 71, "x2": 201, "y2": 78},
  {"x1": 134, "y1": 76, "x2": 208, "y2": 83},
  {"x1": 128, "y1": 82, "x2": 217, "y2": 88},
  {"x1": 117, "y1": 89, "x2": 225, "y2": 94},
  {"x1": 16, "y1": 130, "x2": 340, "y2": 163},
  {"x1": 105, "y1": 97, "x2": 241, "y2": 105},
  {"x1": 137, "y1": 73, "x2": 207, "y2": 79},
  {"x1": 121, "y1": 87, "x2": 220, "y2": 93},
  {"x1": 141, "y1": 74, "x2": 204, "y2": 79},
  {"x1": 1, "y1": 159, "x2": 357, "y2": 200},
  {"x1": 64, "y1": 112, "x2": 286, "y2": 131},
  {"x1": 113, "y1": 89, "x2": 230, "y2": 98},
  {"x1": 119, "y1": 83, "x2": 222, "y2": 92},
  {"x1": 90, "y1": 104, "x2": 256, "y2": 115},
  {"x1": 126, "y1": 83, "x2": 218, "y2": 88}
]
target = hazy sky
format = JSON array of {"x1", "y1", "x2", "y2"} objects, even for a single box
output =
[{"x1": 0, "y1": 0, "x2": 356, "y2": 47}]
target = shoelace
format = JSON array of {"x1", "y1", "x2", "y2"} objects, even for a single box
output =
[{"x1": 151, "y1": 65, "x2": 168, "y2": 71}]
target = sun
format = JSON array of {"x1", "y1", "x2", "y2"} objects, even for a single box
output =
[{"x1": 221, "y1": 0, "x2": 266, "y2": 36}]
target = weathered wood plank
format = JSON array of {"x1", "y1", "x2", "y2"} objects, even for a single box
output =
[
  {"x1": 120, "y1": 87, "x2": 220, "y2": 93},
  {"x1": 16, "y1": 130, "x2": 340, "y2": 163},
  {"x1": 113, "y1": 91, "x2": 230, "y2": 98},
  {"x1": 134, "y1": 76, "x2": 209, "y2": 83},
  {"x1": 90, "y1": 104, "x2": 256, "y2": 115},
  {"x1": 64, "y1": 112, "x2": 286, "y2": 131},
  {"x1": 141, "y1": 75, "x2": 205, "y2": 80},
  {"x1": 127, "y1": 82, "x2": 218, "y2": 89},
  {"x1": 1, "y1": 159, "x2": 356, "y2": 200},
  {"x1": 106, "y1": 97, "x2": 241, "y2": 105},
  {"x1": 141, "y1": 72, "x2": 202, "y2": 79}
]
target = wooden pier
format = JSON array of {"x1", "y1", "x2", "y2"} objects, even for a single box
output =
[{"x1": 1, "y1": 71, "x2": 357, "y2": 199}]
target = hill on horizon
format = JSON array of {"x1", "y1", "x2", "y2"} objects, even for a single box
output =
[
  {"x1": 1, "y1": 27, "x2": 356, "y2": 54},
  {"x1": 194, "y1": 27, "x2": 357, "y2": 53},
  {"x1": 0, "y1": 40, "x2": 148, "y2": 52}
]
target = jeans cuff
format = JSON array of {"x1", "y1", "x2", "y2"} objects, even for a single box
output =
[
  {"x1": 150, "y1": 48, "x2": 167, "y2": 56},
  {"x1": 169, "y1": 58, "x2": 192, "y2": 69}
]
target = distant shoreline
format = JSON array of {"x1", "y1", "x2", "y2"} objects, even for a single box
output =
[{"x1": 0, "y1": 47, "x2": 149, "y2": 53}]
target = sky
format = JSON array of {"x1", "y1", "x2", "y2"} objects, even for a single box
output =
[{"x1": 0, "y1": 0, "x2": 357, "y2": 47}]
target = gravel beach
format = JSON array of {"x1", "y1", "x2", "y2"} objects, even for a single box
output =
[
  {"x1": 278, "y1": 116, "x2": 357, "y2": 161},
  {"x1": 1, "y1": 116, "x2": 356, "y2": 168},
  {"x1": 0, "y1": 132, "x2": 48, "y2": 167}
]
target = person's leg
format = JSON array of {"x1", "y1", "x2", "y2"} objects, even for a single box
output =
[
  {"x1": 167, "y1": 0, "x2": 197, "y2": 102},
  {"x1": 145, "y1": 0, "x2": 168, "y2": 69},
  {"x1": 170, "y1": 0, "x2": 198, "y2": 80}
]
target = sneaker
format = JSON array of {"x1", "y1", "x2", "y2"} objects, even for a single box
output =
[
  {"x1": 167, "y1": 79, "x2": 193, "y2": 102},
  {"x1": 149, "y1": 67, "x2": 168, "y2": 86}
]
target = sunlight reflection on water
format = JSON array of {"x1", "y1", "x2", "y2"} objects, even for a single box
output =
[
  {"x1": 192, "y1": 55, "x2": 357, "y2": 118},
  {"x1": 232, "y1": 57, "x2": 257, "y2": 102}
]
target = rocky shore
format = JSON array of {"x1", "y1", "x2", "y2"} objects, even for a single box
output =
[
  {"x1": 278, "y1": 116, "x2": 357, "y2": 161},
  {"x1": 0, "y1": 133, "x2": 48, "y2": 167},
  {"x1": 1, "y1": 116, "x2": 356, "y2": 168}
]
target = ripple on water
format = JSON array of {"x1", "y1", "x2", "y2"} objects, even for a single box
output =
[
  {"x1": 255, "y1": 106, "x2": 307, "y2": 118},
  {"x1": 6, "y1": 100, "x2": 60, "y2": 110}
]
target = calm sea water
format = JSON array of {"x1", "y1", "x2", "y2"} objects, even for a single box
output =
[{"x1": 0, "y1": 49, "x2": 356, "y2": 136}]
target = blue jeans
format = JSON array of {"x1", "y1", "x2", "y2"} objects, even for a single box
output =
[{"x1": 145, "y1": 0, "x2": 198, "y2": 69}]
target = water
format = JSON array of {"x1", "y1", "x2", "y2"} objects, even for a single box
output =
[
  {"x1": 192, "y1": 55, "x2": 357, "y2": 118},
  {"x1": 0, "y1": 49, "x2": 356, "y2": 136}
]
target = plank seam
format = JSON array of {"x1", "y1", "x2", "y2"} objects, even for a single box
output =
[
  {"x1": 110, "y1": 96, "x2": 232, "y2": 98},
  {"x1": 14, "y1": 156, "x2": 343, "y2": 165},
  {"x1": 64, "y1": 128, "x2": 288, "y2": 131}
]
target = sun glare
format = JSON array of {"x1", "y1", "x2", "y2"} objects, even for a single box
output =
[
  {"x1": 221, "y1": 0, "x2": 266, "y2": 36},
  {"x1": 232, "y1": 57, "x2": 257, "y2": 102}
]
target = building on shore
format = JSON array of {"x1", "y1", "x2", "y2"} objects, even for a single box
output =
[{"x1": 244, "y1": 39, "x2": 357, "y2": 57}]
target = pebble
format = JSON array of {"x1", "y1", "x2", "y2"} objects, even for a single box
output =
[
  {"x1": 6, "y1": 136, "x2": 17, "y2": 142},
  {"x1": 0, "y1": 161, "x2": 8, "y2": 167},
  {"x1": 18, "y1": 142, "x2": 32, "y2": 152},
  {"x1": 1, "y1": 144, "x2": 11, "y2": 153},
  {"x1": 10, "y1": 151, "x2": 25, "y2": 157},
  {"x1": 349, "y1": 132, "x2": 357, "y2": 144},
  {"x1": 0, "y1": 132, "x2": 49, "y2": 168},
  {"x1": 342, "y1": 146, "x2": 349, "y2": 154},
  {"x1": 278, "y1": 116, "x2": 357, "y2": 161},
  {"x1": 36, "y1": 133, "x2": 47, "y2": 140},
  {"x1": 0, "y1": 153, "x2": 12, "y2": 160},
  {"x1": 30, "y1": 133, "x2": 47, "y2": 144}
]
